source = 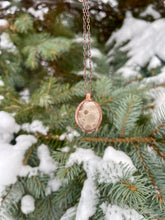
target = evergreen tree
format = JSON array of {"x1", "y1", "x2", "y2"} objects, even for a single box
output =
[{"x1": 0, "y1": 0, "x2": 165, "y2": 219}]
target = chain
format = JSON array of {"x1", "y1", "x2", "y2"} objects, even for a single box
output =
[{"x1": 82, "y1": 0, "x2": 92, "y2": 95}]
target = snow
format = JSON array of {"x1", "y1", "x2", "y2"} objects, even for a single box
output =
[
  {"x1": 0, "y1": 96, "x2": 4, "y2": 102},
  {"x1": 67, "y1": 146, "x2": 135, "y2": 220},
  {"x1": 91, "y1": 48, "x2": 102, "y2": 58},
  {"x1": 0, "y1": 80, "x2": 4, "y2": 86},
  {"x1": 142, "y1": 67, "x2": 165, "y2": 111},
  {"x1": 21, "y1": 195, "x2": 35, "y2": 214},
  {"x1": 76, "y1": 178, "x2": 98, "y2": 220},
  {"x1": 147, "y1": 56, "x2": 161, "y2": 70},
  {"x1": 107, "y1": 12, "x2": 148, "y2": 47},
  {"x1": 0, "y1": 135, "x2": 37, "y2": 196},
  {"x1": 19, "y1": 88, "x2": 30, "y2": 103},
  {"x1": 0, "y1": 33, "x2": 16, "y2": 52},
  {"x1": 0, "y1": 19, "x2": 8, "y2": 29},
  {"x1": 103, "y1": 146, "x2": 135, "y2": 167},
  {"x1": 73, "y1": 37, "x2": 83, "y2": 43},
  {"x1": 22, "y1": 120, "x2": 49, "y2": 135},
  {"x1": 0, "y1": 19, "x2": 8, "y2": 26},
  {"x1": 59, "y1": 126, "x2": 80, "y2": 142},
  {"x1": 0, "y1": 111, "x2": 57, "y2": 201},
  {"x1": 73, "y1": 36, "x2": 94, "y2": 43},
  {"x1": 60, "y1": 207, "x2": 76, "y2": 220},
  {"x1": 6, "y1": 6, "x2": 18, "y2": 15},
  {"x1": 144, "y1": 67, "x2": 165, "y2": 85},
  {"x1": 102, "y1": 0, "x2": 118, "y2": 7},
  {"x1": 0, "y1": 1, "x2": 10, "y2": 9},
  {"x1": 28, "y1": 7, "x2": 49, "y2": 20},
  {"x1": 140, "y1": 5, "x2": 161, "y2": 19},
  {"x1": 37, "y1": 144, "x2": 58, "y2": 175},
  {"x1": 101, "y1": 203, "x2": 145, "y2": 220},
  {"x1": 0, "y1": 111, "x2": 20, "y2": 143},
  {"x1": 61, "y1": 146, "x2": 70, "y2": 152},
  {"x1": 107, "y1": 12, "x2": 165, "y2": 78},
  {"x1": 0, "y1": 111, "x2": 60, "y2": 219},
  {"x1": 46, "y1": 177, "x2": 61, "y2": 195}
]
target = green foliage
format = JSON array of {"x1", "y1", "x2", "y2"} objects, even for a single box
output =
[
  {"x1": 22, "y1": 34, "x2": 71, "y2": 69},
  {"x1": 21, "y1": 175, "x2": 49, "y2": 199},
  {"x1": 94, "y1": 76, "x2": 113, "y2": 98},
  {"x1": 15, "y1": 14, "x2": 33, "y2": 33},
  {"x1": 113, "y1": 95, "x2": 142, "y2": 137}
]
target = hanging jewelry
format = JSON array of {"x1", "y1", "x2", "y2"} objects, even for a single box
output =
[{"x1": 75, "y1": 0, "x2": 102, "y2": 134}]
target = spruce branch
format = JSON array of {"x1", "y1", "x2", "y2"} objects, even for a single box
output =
[
  {"x1": 1, "y1": 185, "x2": 13, "y2": 205},
  {"x1": 23, "y1": 144, "x2": 36, "y2": 165},
  {"x1": 22, "y1": 34, "x2": 71, "y2": 69},
  {"x1": 100, "y1": 83, "x2": 165, "y2": 105},
  {"x1": 121, "y1": 97, "x2": 136, "y2": 137},
  {"x1": 81, "y1": 137, "x2": 156, "y2": 144},
  {"x1": 151, "y1": 121, "x2": 165, "y2": 137},
  {"x1": 134, "y1": 143, "x2": 164, "y2": 204},
  {"x1": 150, "y1": 144, "x2": 165, "y2": 161},
  {"x1": 15, "y1": 14, "x2": 33, "y2": 33},
  {"x1": 120, "y1": 180, "x2": 137, "y2": 192}
]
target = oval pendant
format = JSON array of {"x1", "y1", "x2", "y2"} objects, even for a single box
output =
[{"x1": 75, "y1": 93, "x2": 102, "y2": 133}]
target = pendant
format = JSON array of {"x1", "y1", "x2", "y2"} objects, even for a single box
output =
[{"x1": 75, "y1": 93, "x2": 102, "y2": 133}]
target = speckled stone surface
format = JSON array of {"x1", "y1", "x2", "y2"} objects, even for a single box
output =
[{"x1": 77, "y1": 101, "x2": 100, "y2": 131}]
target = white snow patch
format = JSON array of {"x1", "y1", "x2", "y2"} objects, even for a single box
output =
[
  {"x1": 0, "y1": 135, "x2": 37, "y2": 196},
  {"x1": 148, "y1": 56, "x2": 161, "y2": 70},
  {"x1": 37, "y1": 144, "x2": 58, "y2": 175},
  {"x1": 46, "y1": 177, "x2": 62, "y2": 195},
  {"x1": 6, "y1": 6, "x2": 18, "y2": 14},
  {"x1": 59, "y1": 126, "x2": 80, "y2": 142},
  {"x1": 0, "y1": 1, "x2": 11, "y2": 9},
  {"x1": 103, "y1": 146, "x2": 135, "y2": 167},
  {"x1": 140, "y1": 5, "x2": 161, "y2": 19},
  {"x1": 73, "y1": 36, "x2": 94, "y2": 43},
  {"x1": 0, "y1": 111, "x2": 20, "y2": 143},
  {"x1": 117, "y1": 65, "x2": 141, "y2": 78},
  {"x1": 61, "y1": 146, "x2": 70, "y2": 152},
  {"x1": 107, "y1": 12, "x2": 148, "y2": 47},
  {"x1": 19, "y1": 165, "x2": 38, "y2": 177},
  {"x1": 0, "y1": 33, "x2": 16, "y2": 52},
  {"x1": 22, "y1": 120, "x2": 49, "y2": 135},
  {"x1": 91, "y1": 48, "x2": 102, "y2": 58},
  {"x1": 60, "y1": 207, "x2": 76, "y2": 220},
  {"x1": 0, "y1": 80, "x2": 4, "y2": 86},
  {"x1": 96, "y1": 11, "x2": 106, "y2": 21},
  {"x1": 21, "y1": 195, "x2": 35, "y2": 214},
  {"x1": 107, "y1": 12, "x2": 165, "y2": 78},
  {"x1": 0, "y1": 95, "x2": 4, "y2": 101},
  {"x1": 72, "y1": 36, "x2": 84, "y2": 43},
  {"x1": 102, "y1": 0, "x2": 118, "y2": 7},
  {"x1": 28, "y1": 7, "x2": 49, "y2": 20},
  {"x1": 0, "y1": 19, "x2": 8, "y2": 29},
  {"x1": 144, "y1": 67, "x2": 165, "y2": 85},
  {"x1": 101, "y1": 203, "x2": 145, "y2": 220},
  {"x1": 67, "y1": 147, "x2": 135, "y2": 220},
  {"x1": 19, "y1": 88, "x2": 30, "y2": 103},
  {"x1": 76, "y1": 177, "x2": 98, "y2": 220},
  {"x1": 142, "y1": 67, "x2": 165, "y2": 112}
]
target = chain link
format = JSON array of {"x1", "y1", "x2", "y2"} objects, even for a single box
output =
[{"x1": 82, "y1": 0, "x2": 92, "y2": 95}]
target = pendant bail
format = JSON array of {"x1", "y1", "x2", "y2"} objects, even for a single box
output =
[{"x1": 86, "y1": 93, "x2": 91, "y2": 100}]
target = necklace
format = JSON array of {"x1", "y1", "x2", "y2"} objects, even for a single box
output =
[{"x1": 75, "y1": 0, "x2": 102, "y2": 134}]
